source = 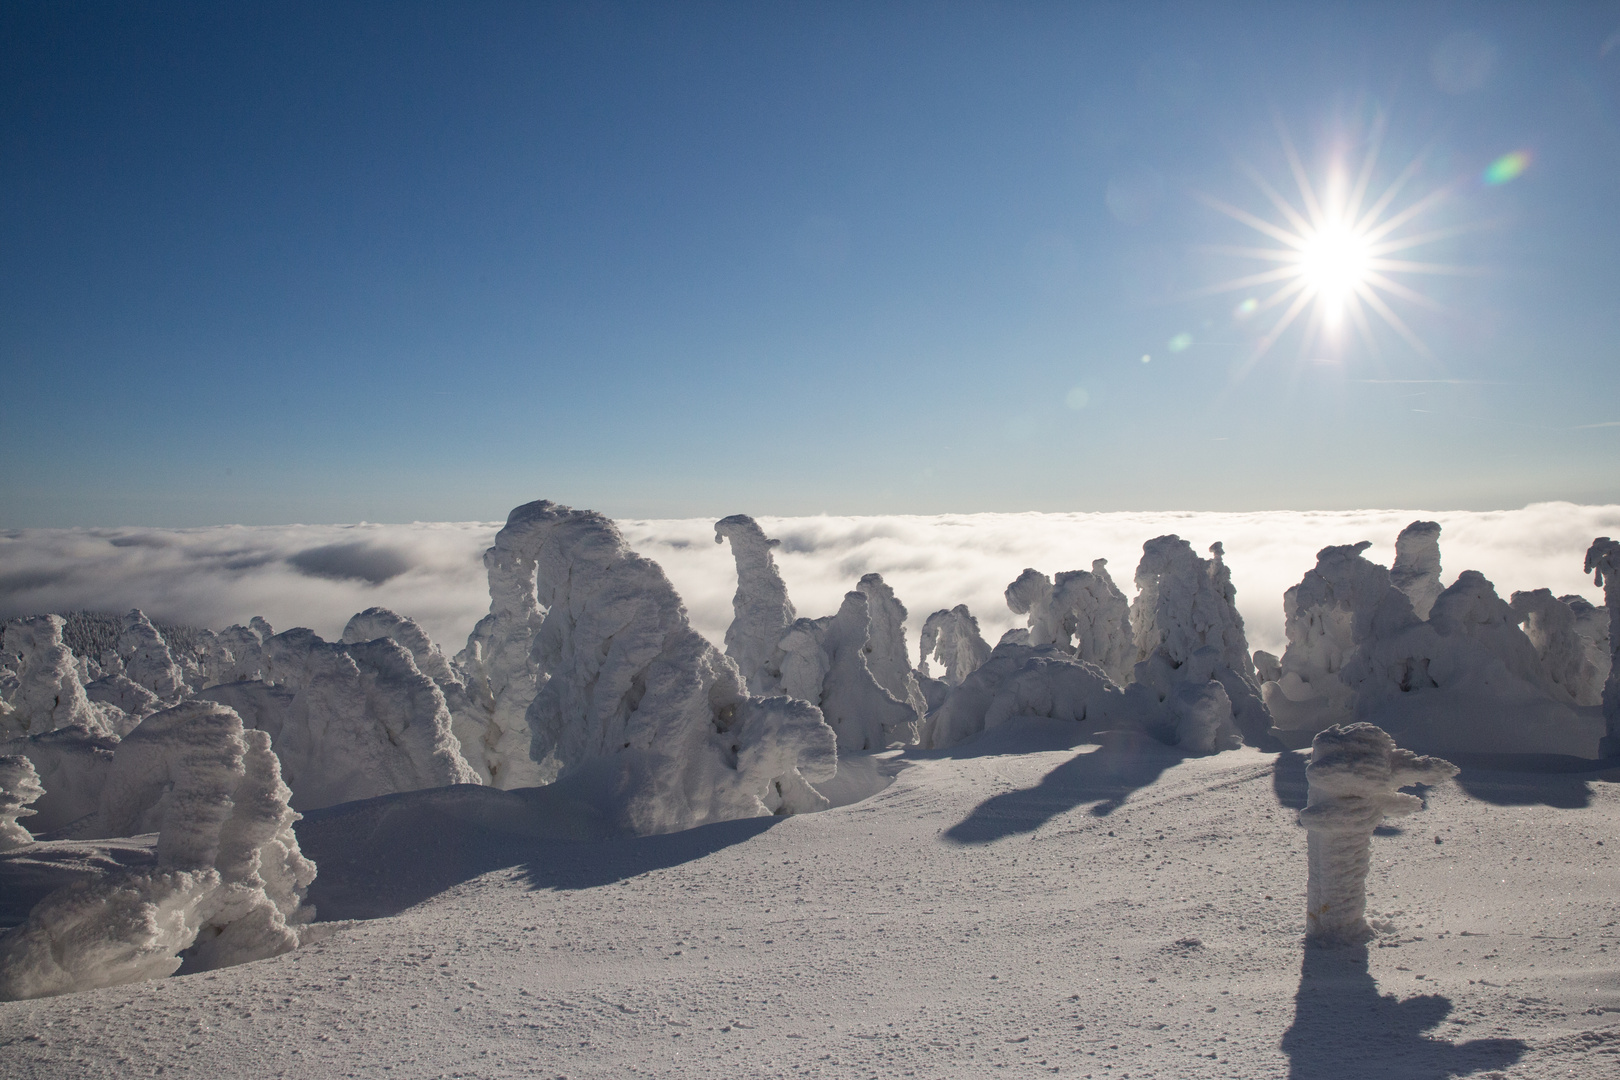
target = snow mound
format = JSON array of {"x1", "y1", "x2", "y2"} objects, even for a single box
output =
[
  {"x1": 199, "y1": 631, "x2": 479, "y2": 811},
  {"x1": 510, "y1": 501, "x2": 837, "y2": 833},
  {"x1": 0, "y1": 701, "x2": 316, "y2": 1000}
]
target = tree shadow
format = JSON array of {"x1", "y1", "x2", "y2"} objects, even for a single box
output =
[
  {"x1": 296, "y1": 783, "x2": 778, "y2": 921},
  {"x1": 943, "y1": 734, "x2": 1185, "y2": 845},
  {"x1": 1280, "y1": 942, "x2": 1526, "y2": 1080},
  {"x1": 1448, "y1": 753, "x2": 1620, "y2": 810}
]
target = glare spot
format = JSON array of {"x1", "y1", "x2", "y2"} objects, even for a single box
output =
[
  {"x1": 1065, "y1": 386, "x2": 1091, "y2": 411},
  {"x1": 1140, "y1": 354, "x2": 1152, "y2": 364},
  {"x1": 1168, "y1": 332, "x2": 1194, "y2": 353},
  {"x1": 1482, "y1": 151, "x2": 1530, "y2": 186},
  {"x1": 1234, "y1": 297, "x2": 1258, "y2": 319}
]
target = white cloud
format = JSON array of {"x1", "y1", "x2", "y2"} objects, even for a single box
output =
[{"x1": 3, "y1": 504, "x2": 1615, "y2": 662}]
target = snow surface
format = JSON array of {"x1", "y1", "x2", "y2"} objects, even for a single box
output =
[{"x1": 1, "y1": 720, "x2": 1616, "y2": 1076}]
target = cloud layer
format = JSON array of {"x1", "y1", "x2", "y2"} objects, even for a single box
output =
[{"x1": 4, "y1": 503, "x2": 1616, "y2": 663}]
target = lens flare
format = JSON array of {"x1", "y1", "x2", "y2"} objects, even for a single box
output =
[
  {"x1": 1191, "y1": 114, "x2": 1481, "y2": 365},
  {"x1": 1482, "y1": 151, "x2": 1529, "y2": 186}
]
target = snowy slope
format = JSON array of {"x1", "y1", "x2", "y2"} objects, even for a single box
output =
[{"x1": 1, "y1": 722, "x2": 1617, "y2": 1078}]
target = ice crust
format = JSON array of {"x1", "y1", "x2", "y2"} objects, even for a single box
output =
[
  {"x1": 1298, "y1": 723, "x2": 1456, "y2": 944},
  {"x1": 0, "y1": 701, "x2": 316, "y2": 1000},
  {"x1": 501, "y1": 501, "x2": 836, "y2": 833},
  {"x1": 1264, "y1": 527, "x2": 1605, "y2": 758}
]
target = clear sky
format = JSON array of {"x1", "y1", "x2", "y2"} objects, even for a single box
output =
[{"x1": 2, "y1": 2, "x2": 1617, "y2": 526}]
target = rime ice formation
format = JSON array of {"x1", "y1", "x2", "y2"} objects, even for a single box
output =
[
  {"x1": 342, "y1": 607, "x2": 460, "y2": 687},
  {"x1": 1128, "y1": 537, "x2": 1270, "y2": 745},
  {"x1": 856, "y1": 574, "x2": 928, "y2": 719},
  {"x1": 1586, "y1": 538, "x2": 1620, "y2": 742},
  {"x1": 0, "y1": 701, "x2": 316, "y2": 1000},
  {"x1": 512, "y1": 501, "x2": 836, "y2": 831},
  {"x1": 714, "y1": 515, "x2": 796, "y2": 695},
  {"x1": 0, "y1": 754, "x2": 44, "y2": 850},
  {"x1": 0, "y1": 727, "x2": 117, "y2": 835},
  {"x1": 116, "y1": 610, "x2": 188, "y2": 702},
  {"x1": 1298, "y1": 723, "x2": 1456, "y2": 944},
  {"x1": 1, "y1": 616, "x2": 110, "y2": 739},
  {"x1": 918, "y1": 641, "x2": 1153, "y2": 750},
  {"x1": 1390, "y1": 520, "x2": 1444, "y2": 620},
  {"x1": 455, "y1": 503, "x2": 562, "y2": 789},
  {"x1": 1510, "y1": 589, "x2": 1605, "y2": 707},
  {"x1": 918, "y1": 605, "x2": 993, "y2": 687},
  {"x1": 1264, "y1": 537, "x2": 1603, "y2": 757},
  {"x1": 1005, "y1": 562, "x2": 1134, "y2": 685},
  {"x1": 341, "y1": 606, "x2": 488, "y2": 782},
  {"x1": 810, "y1": 591, "x2": 919, "y2": 751},
  {"x1": 199, "y1": 632, "x2": 478, "y2": 811}
]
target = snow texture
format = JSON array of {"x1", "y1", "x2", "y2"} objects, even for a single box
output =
[
  {"x1": 917, "y1": 605, "x2": 993, "y2": 687},
  {"x1": 714, "y1": 515, "x2": 796, "y2": 695},
  {"x1": 0, "y1": 755, "x2": 43, "y2": 851},
  {"x1": 1585, "y1": 537, "x2": 1620, "y2": 743},
  {"x1": 1390, "y1": 520, "x2": 1444, "y2": 620},
  {"x1": 509, "y1": 501, "x2": 837, "y2": 832},
  {"x1": 0, "y1": 701, "x2": 316, "y2": 1000},
  {"x1": 455, "y1": 504, "x2": 561, "y2": 789},
  {"x1": 1297, "y1": 723, "x2": 1457, "y2": 944},
  {"x1": 199, "y1": 631, "x2": 479, "y2": 811},
  {"x1": 1005, "y1": 561, "x2": 1134, "y2": 684},
  {"x1": 1265, "y1": 533, "x2": 1605, "y2": 758},
  {"x1": 1, "y1": 616, "x2": 110, "y2": 740}
]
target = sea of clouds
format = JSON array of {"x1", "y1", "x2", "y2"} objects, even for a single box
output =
[{"x1": 3, "y1": 503, "x2": 1617, "y2": 662}]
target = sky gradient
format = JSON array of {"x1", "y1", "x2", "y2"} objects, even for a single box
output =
[{"x1": 3, "y1": 2, "x2": 1618, "y2": 526}]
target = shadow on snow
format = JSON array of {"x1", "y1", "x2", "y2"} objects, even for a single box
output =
[{"x1": 1280, "y1": 942, "x2": 1525, "y2": 1080}]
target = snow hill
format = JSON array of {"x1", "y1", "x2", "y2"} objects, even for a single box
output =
[{"x1": 1, "y1": 721, "x2": 1617, "y2": 1077}]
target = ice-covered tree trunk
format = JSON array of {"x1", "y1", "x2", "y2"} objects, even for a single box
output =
[
  {"x1": 1390, "y1": 520, "x2": 1444, "y2": 620},
  {"x1": 1298, "y1": 723, "x2": 1456, "y2": 944},
  {"x1": 714, "y1": 515, "x2": 796, "y2": 694},
  {"x1": 0, "y1": 755, "x2": 44, "y2": 851},
  {"x1": 1510, "y1": 589, "x2": 1602, "y2": 706},
  {"x1": 1585, "y1": 537, "x2": 1620, "y2": 743}
]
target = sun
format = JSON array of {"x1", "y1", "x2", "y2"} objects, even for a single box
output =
[{"x1": 1191, "y1": 115, "x2": 1480, "y2": 365}]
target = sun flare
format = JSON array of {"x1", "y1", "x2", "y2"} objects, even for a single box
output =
[{"x1": 1193, "y1": 116, "x2": 1482, "y2": 364}]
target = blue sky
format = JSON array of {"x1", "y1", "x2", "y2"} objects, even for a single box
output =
[{"x1": 2, "y1": 2, "x2": 1617, "y2": 526}]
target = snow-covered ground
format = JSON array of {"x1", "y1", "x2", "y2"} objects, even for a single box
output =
[{"x1": 3, "y1": 720, "x2": 1616, "y2": 1079}]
